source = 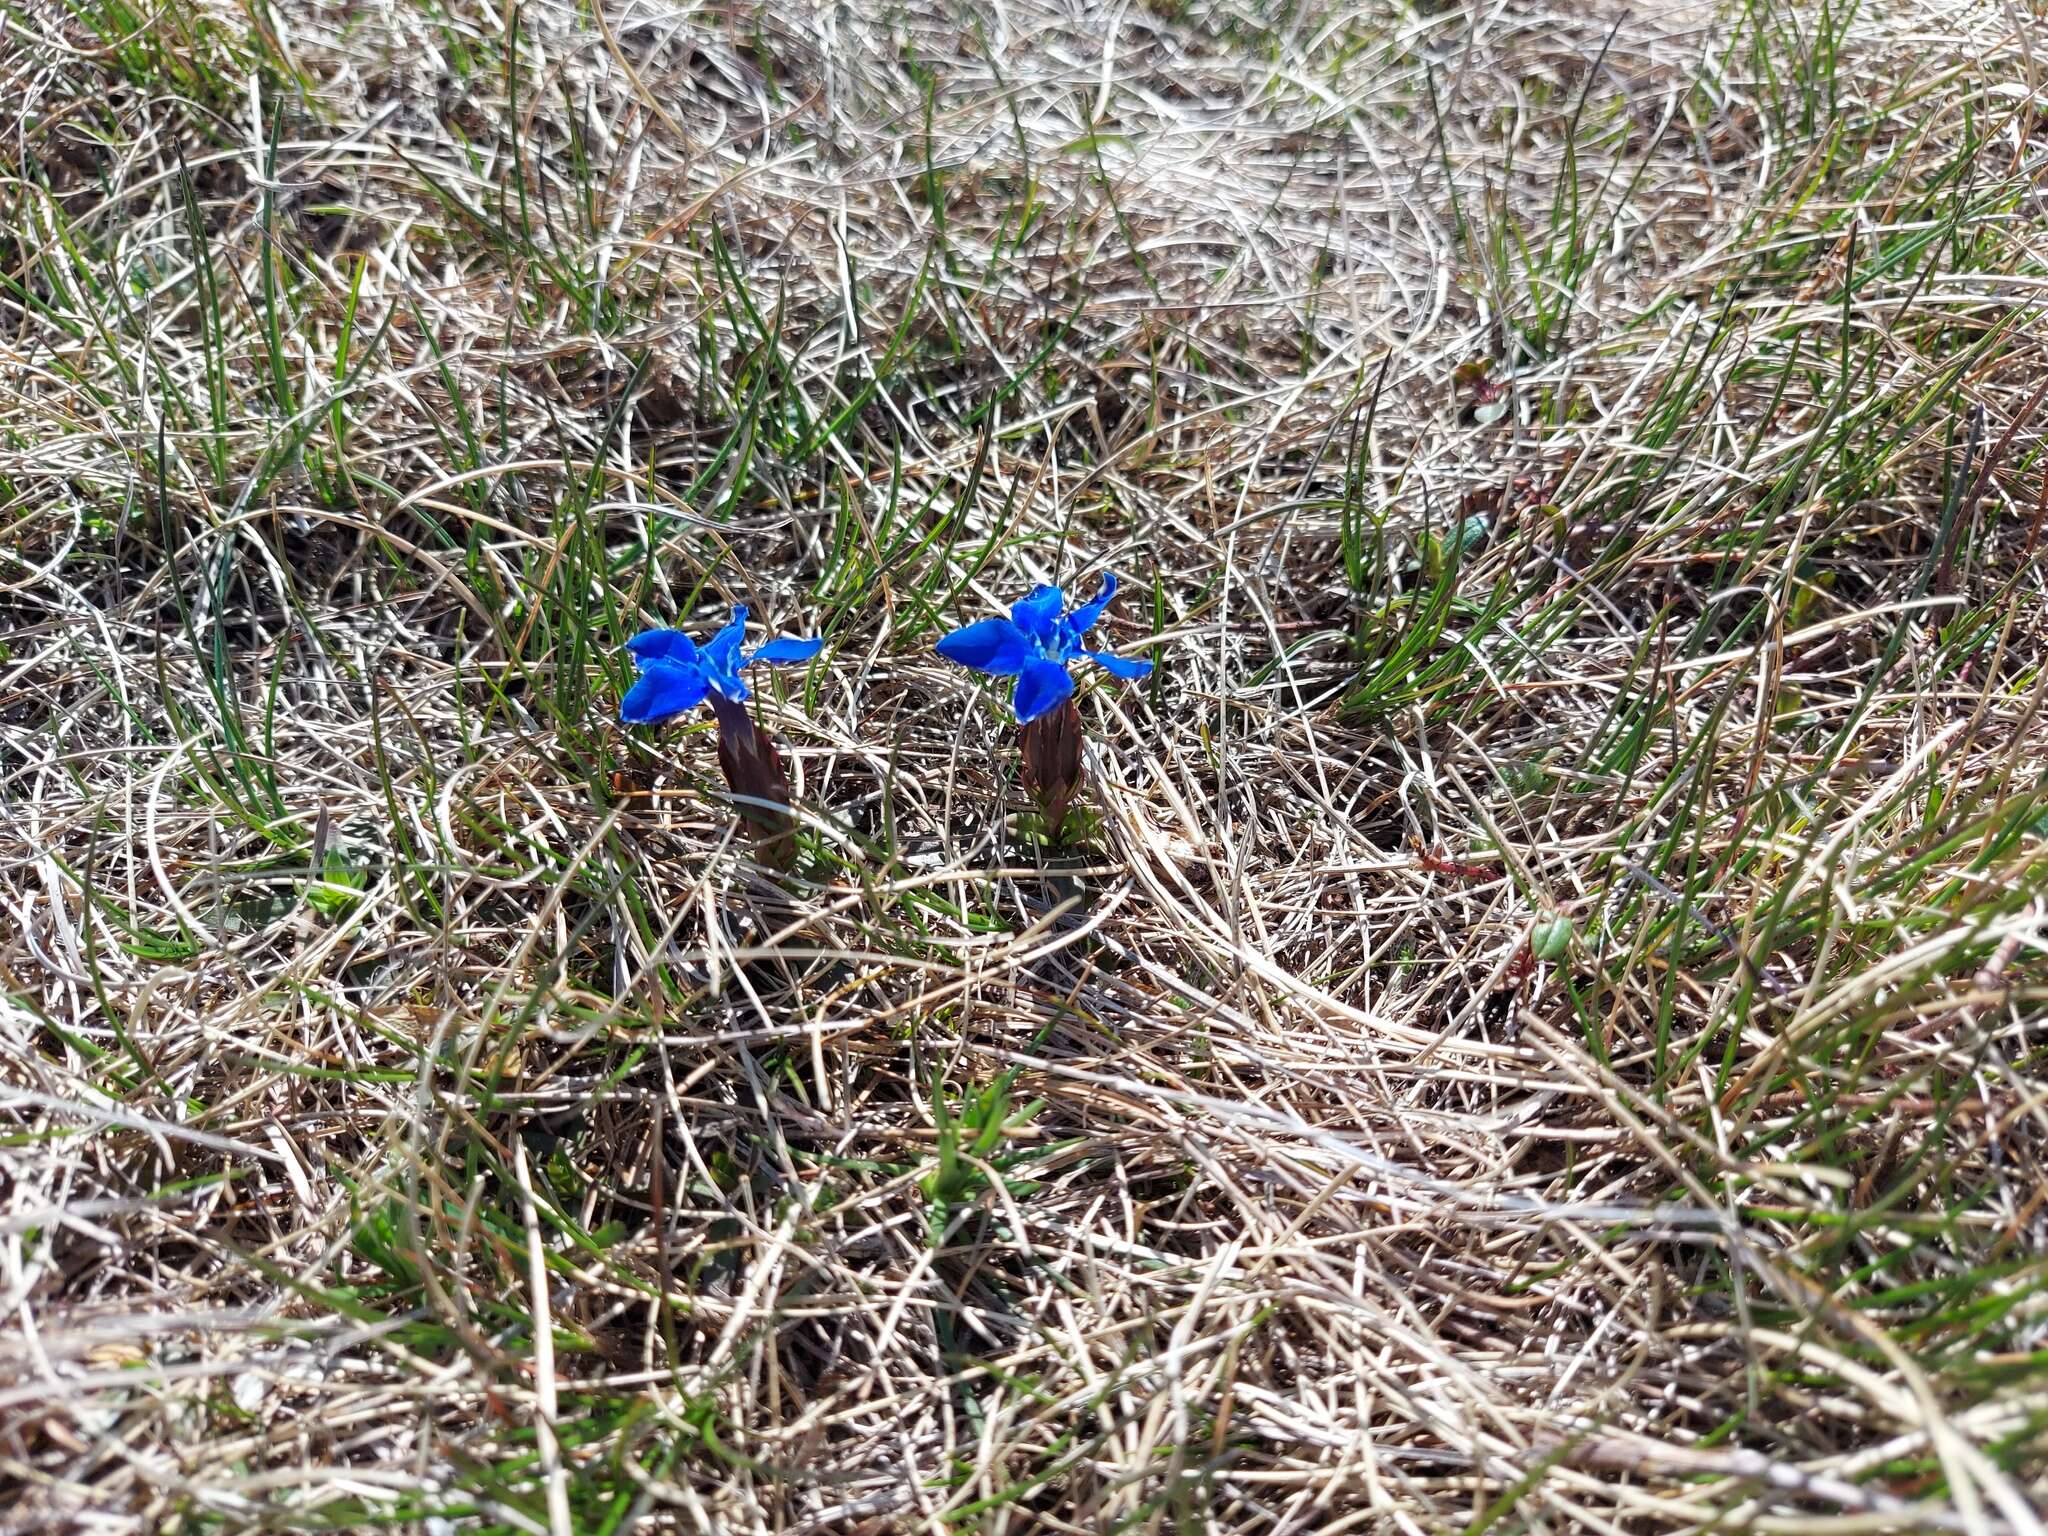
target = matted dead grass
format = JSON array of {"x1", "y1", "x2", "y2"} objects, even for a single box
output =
[{"x1": 3, "y1": 0, "x2": 2047, "y2": 1531}]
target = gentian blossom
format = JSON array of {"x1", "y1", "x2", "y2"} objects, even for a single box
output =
[
  {"x1": 619, "y1": 606, "x2": 822, "y2": 725},
  {"x1": 935, "y1": 574, "x2": 1152, "y2": 724}
]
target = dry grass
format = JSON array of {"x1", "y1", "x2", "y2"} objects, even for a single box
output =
[{"x1": 4, "y1": 0, "x2": 2048, "y2": 1530}]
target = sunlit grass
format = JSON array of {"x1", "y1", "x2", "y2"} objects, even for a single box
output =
[{"x1": 3, "y1": 0, "x2": 2046, "y2": 1531}]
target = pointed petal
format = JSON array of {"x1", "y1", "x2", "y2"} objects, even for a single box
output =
[
  {"x1": 1086, "y1": 648, "x2": 1152, "y2": 680},
  {"x1": 625, "y1": 628, "x2": 698, "y2": 668},
  {"x1": 935, "y1": 617, "x2": 1034, "y2": 675},
  {"x1": 704, "y1": 643, "x2": 751, "y2": 703},
  {"x1": 1012, "y1": 658, "x2": 1074, "y2": 724},
  {"x1": 1010, "y1": 584, "x2": 1065, "y2": 644},
  {"x1": 703, "y1": 605, "x2": 748, "y2": 665},
  {"x1": 619, "y1": 658, "x2": 709, "y2": 724},
  {"x1": 699, "y1": 605, "x2": 746, "y2": 686},
  {"x1": 1065, "y1": 573, "x2": 1118, "y2": 637},
  {"x1": 749, "y1": 635, "x2": 824, "y2": 665}
]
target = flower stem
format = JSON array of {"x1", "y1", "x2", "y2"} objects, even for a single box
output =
[
  {"x1": 706, "y1": 692, "x2": 797, "y2": 870},
  {"x1": 1020, "y1": 696, "x2": 1084, "y2": 843}
]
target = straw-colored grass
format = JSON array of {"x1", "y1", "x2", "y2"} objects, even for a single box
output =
[{"x1": 4, "y1": 0, "x2": 2047, "y2": 1530}]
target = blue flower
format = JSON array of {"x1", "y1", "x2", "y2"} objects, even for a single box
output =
[
  {"x1": 935, "y1": 574, "x2": 1153, "y2": 724},
  {"x1": 619, "y1": 606, "x2": 822, "y2": 725}
]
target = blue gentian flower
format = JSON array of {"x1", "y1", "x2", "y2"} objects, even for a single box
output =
[
  {"x1": 619, "y1": 606, "x2": 822, "y2": 725},
  {"x1": 936, "y1": 574, "x2": 1153, "y2": 724}
]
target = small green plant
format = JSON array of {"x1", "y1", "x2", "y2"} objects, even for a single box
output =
[
  {"x1": 921, "y1": 1068, "x2": 1044, "y2": 1243},
  {"x1": 305, "y1": 845, "x2": 369, "y2": 920}
]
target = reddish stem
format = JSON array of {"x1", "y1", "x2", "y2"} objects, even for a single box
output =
[
  {"x1": 706, "y1": 691, "x2": 797, "y2": 870},
  {"x1": 1020, "y1": 696, "x2": 1084, "y2": 842}
]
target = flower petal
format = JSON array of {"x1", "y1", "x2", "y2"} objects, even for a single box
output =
[
  {"x1": 1012, "y1": 658, "x2": 1074, "y2": 724},
  {"x1": 1085, "y1": 648, "x2": 1152, "y2": 680},
  {"x1": 1010, "y1": 584, "x2": 1065, "y2": 645},
  {"x1": 619, "y1": 658, "x2": 709, "y2": 724},
  {"x1": 749, "y1": 636, "x2": 824, "y2": 665},
  {"x1": 935, "y1": 617, "x2": 1034, "y2": 676},
  {"x1": 702, "y1": 605, "x2": 748, "y2": 670},
  {"x1": 625, "y1": 628, "x2": 698, "y2": 668},
  {"x1": 1064, "y1": 573, "x2": 1118, "y2": 637}
]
